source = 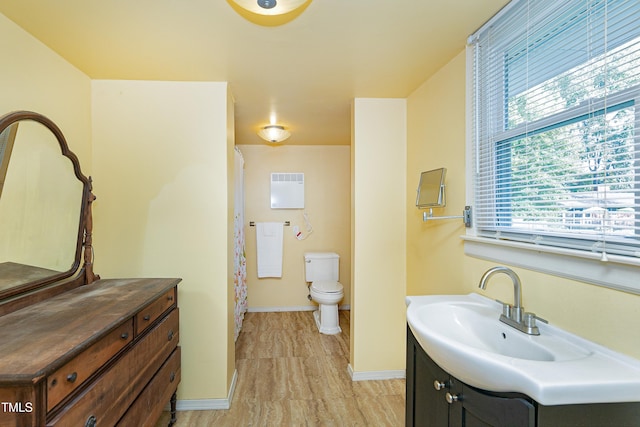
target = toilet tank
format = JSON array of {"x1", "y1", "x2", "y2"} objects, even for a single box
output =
[{"x1": 304, "y1": 252, "x2": 339, "y2": 282}]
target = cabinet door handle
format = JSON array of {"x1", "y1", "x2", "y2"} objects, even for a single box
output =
[
  {"x1": 67, "y1": 372, "x2": 78, "y2": 383},
  {"x1": 445, "y1": 392, "x2": 460, "y2": 404},
  {"x1": 433, "y1": 380, "x2": 447, "y2": 391}
]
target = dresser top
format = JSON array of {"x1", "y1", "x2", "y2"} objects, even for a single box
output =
[{"x1": 0, "y1": 277, "x2": 180, "y2": 383}]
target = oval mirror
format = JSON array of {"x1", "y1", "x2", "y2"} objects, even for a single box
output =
[{"x1": 0, "y1": 111, "x2": 91, "y2": 300}]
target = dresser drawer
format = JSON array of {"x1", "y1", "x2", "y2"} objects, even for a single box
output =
[
  {"x1": 46, "y1": 309, "x2": 179, "y2": 427},
  {"x1": 47, "y1": 319, "x2": 134, "y2": 411},
  {"x1": 116, "y1": 346, "x2": 181, "y2": 427},
  {"x1": 135, "y1": 288, "x2": 176, "y2": 335}
]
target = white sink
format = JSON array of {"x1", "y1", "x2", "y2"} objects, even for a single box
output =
[{"x1": 406, "y1": 293, "x2": 640, "y2": 405}]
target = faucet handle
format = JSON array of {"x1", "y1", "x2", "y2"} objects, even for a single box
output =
[
  {"x1": 524, "y1": 312, "x2": 548, "y2": 327},
  {"x1": 495, "y1": 299, "x2": 512, "y2": 317}
]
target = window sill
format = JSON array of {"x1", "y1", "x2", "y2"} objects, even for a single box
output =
[{"x1": 462, "y1": 235, "x2": 640, "y2": 295}]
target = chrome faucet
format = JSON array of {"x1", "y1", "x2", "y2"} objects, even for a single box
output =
[{"x1": 478, "y1": 266, "x2": 547, "y2": 335}]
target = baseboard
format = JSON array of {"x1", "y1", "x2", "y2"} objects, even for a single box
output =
[
  {"x1": 174, "y1": 369, "x2": 238, "y2": 411},
  {"x1": 248, "y1": 305, "x2": 315, "y2": 312},
  {"x1": 247, "y1": 304, "x2": 351, "y2": 313},
  {"x1": 347, "y1": 364, "x2": 406, "y2": 381}
]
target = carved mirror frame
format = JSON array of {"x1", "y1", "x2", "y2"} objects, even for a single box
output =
[{"x1": 0, "y1": 111, "x2": 98, "y2": 311}]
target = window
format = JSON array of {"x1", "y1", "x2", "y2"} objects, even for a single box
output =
[{"x1": 467, "y1": 0, "x2": 640, "y2": 292}]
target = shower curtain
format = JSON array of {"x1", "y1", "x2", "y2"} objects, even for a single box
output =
[{"x1": 233, "y1": 147, "x2": 247, "y2": 341}]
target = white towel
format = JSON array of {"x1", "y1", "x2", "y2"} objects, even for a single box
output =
[{"x1": 256, "y1": 222, "x2": 284, "y2": 278}]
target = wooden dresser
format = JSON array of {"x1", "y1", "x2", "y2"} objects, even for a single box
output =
[
  {"x1": 0, "y1": 277, "x2": 181, "y2": 427},
  {"x1": 0, "y1": 111, "x2": 183, "y2": 426}
]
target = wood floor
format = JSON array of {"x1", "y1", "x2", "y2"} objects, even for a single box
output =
[{"x1": 156, "y1": 310, "x2": 406, "y2": 426}]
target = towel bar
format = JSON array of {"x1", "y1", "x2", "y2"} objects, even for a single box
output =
[{"x1": 249, "y1": 221, "x2": 290, "y2": 227}]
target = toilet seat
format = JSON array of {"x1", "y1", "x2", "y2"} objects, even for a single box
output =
[{"x1": 311, "y1": 280, "x2": 343, "y2": 294}]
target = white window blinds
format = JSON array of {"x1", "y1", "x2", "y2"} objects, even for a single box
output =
[{"x1": 470, "y1": 0, "x2": 640, "y2": 259}]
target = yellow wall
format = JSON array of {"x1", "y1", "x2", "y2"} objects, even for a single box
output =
[
  {"x1": 406, "y1": 52, "x2": 467, "y2": 296},
  {"x1": 406, "y1": 50, "x2": 640, "y2": 360},
  {"x1": 0, "y1": 12, "x2": 237, "y2": 402},
  {"x1": 238, "y1": 144, "x2": 351, "y2": 310},
  {"x1": 0, "y1": 14, "x2": 92, "y2": 169},
  {"x1": 0, "y1": 13, "x2": 91, "y2": 285},
  {"x1": 91, "y1": 80, "x2": 235, "y2": 400},
  {"x1": 351, "y1": 98, "x2": 407, "y2": 374},
  {"x1": 225, "y1": 89, "x2": 236, "y2": 397},
  {"x1": 5, "y1": 2, "x2": 638, "y2": 404}
]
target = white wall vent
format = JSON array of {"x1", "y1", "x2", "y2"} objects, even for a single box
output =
[{"x1": 270, "y1": 173, "x2": 304, "y2": 209}]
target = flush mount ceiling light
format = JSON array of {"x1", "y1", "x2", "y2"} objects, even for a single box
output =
[
  {"x1": 230, "y1": 0, "x2": 308, "y2": 15},
  {"x1": 258, "y1": 125, "x2": 291, "y2": 143}
]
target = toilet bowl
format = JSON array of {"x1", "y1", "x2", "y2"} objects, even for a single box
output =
[
  {"x1": 304, "y1": 252, "x2": 343, "y2": 335},
  {"x1": 310, "y1": 280, "x2": 344, "y2": 335}
]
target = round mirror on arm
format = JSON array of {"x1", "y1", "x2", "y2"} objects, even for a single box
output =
[{"x1": 0, "y1": 111, "x2": 97, "y2": 305}]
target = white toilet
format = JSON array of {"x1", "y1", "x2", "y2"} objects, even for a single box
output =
[{"x1": 304, "y1": 252, "x2": 344, "y2": 335}]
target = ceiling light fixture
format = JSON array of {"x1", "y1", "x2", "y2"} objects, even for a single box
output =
[
  {"x1": 258, "y1": 125, "x2": 291, "y2": 143},
  {"x1": 229, "y1": 0, "x2": 309, "y2": 16}
]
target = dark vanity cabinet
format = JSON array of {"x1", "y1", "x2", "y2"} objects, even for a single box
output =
[
  {"x1": 447, "y1": 380, "x2": 535, "y2": 427},
  {"x1": 406, "y1": 326, "x2": 532, "y2": 427},
  {"x1": 406, "y1": 326, "x2": 449, "y2": 427},
  {"x1": 406, "y1": 326, "x2": 640, "y2": 427}
]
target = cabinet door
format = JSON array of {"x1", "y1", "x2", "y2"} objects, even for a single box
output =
[
  {"x1": 406, "y1": 327, "x2": 449, "y2": 427},
  {"x1": 448, "y1": 382, "x2": 535, "y2": 427}
]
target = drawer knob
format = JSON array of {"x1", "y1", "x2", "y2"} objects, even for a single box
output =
[
  {"x1": 168, "y1": 330, "x2": 174, "y2": 341},
  {"x1": 433, "y1": 380, "x2": 448, "y2": 391},
  {"x1": 85, "y1": 415, "x2": 97, "y2": 427},
  {"x1": 445, "y1": 392, "x2": 460, "y2": 404},
  {"x1": 143, "y1": 314, "x2": 151, "y2": 321},
  {"x1": 121, "y1": 332, "x2": 129, "y2": 340},
  {"x1": 168, "y1": 295, "x2": 174, "y2": 302},
  {"x1": 67, "y1": 372, "x2": 78, "y2": 383},
  {"x1": 170, "y1": 371, "x2": 176, "y2": 383}
]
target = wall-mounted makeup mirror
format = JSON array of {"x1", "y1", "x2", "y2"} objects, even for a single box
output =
[
  {"x1": 415, "y1": 167, "x2": 472, "y2": 227},
  {"x1": 416, "y1": 167, "x2": 446, "y2": 208}
]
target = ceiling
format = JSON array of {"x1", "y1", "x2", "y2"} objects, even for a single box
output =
[{"x1": 0, "y1": 0, "x2": 508, "y2": 145}]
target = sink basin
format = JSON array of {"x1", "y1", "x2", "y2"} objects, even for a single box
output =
[
  {"x1": 406, "y1": 293, "x2": 640, "y2": 405},
  {"x1": 418, "y1": 300, "x2": 586, "y2": 362}
]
